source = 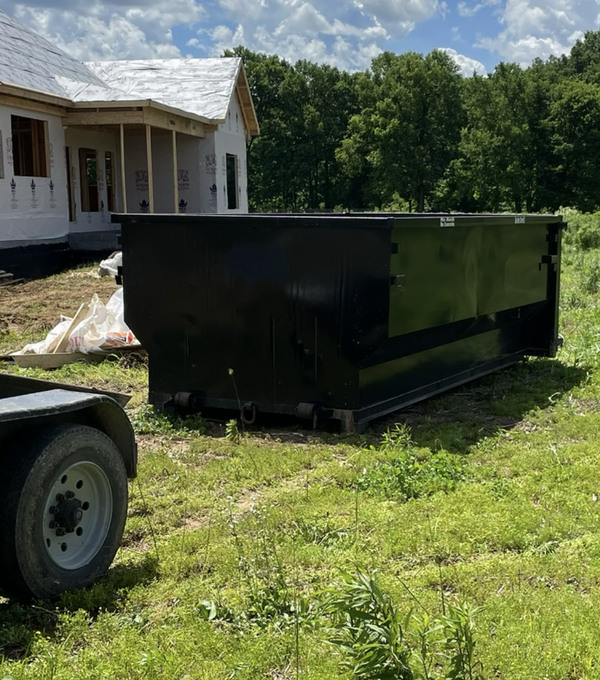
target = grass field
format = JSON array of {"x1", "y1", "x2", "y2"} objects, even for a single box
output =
[{"x1": 2, "y1": 217, "x2": 600, "y2": 679}]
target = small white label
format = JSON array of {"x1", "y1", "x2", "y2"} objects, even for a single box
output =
[
  {"x1": 441, "y1": 216, "x2": 455, "y2": 228},
  {"x1": 515, "y1": 216, "x2": 525, "y2": 224}
]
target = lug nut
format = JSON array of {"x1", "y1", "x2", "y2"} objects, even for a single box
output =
[
  {"x1": 55, "y1": 528, "x2": 66, "y2": 537},
  {"x1": 56, "y1": 493, "x2": 65, "y2": 502},
  {"x1": 65, "y1": 491, "x2": 75, "y2": 499},
  {"x1": 49, "y1": 506, "x2": 57, "y2": 514}
]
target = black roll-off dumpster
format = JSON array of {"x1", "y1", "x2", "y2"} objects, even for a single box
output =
[{"x1": 114, "y1": 213, "x2": 564, "y2": 432}]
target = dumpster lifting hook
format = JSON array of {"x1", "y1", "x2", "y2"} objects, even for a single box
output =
[{"x1": 241, "y1": 402, "x2": 257, "y2": 426}]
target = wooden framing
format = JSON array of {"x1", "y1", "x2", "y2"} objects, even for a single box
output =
[
  {"x1": 104, "y1": 151, "x2": 116, "y2": 212},
  {"x1": 0, "y1": 82, "x2": 69, "y2": 115},
  {"x1": 63, "y1": 106, "x2": 206, "y2": 138},
  {"x1": 172, "y1": 130, "x2": 179, "y2": 213},
  {"x1": 65, "y1": 146, "x2": 76, "y2": 222},
  {"x1": 42, "y1": 120, "x2": 51, "y2": 177},
  {"x1": 235, "y1": 65, "x2": 260, "y2": 137},
  {"x1": 0, "y1": 94, "x2": 65, "y2": 118},
  {"x1": 145, "y1": 124, "x2": 154, "y2": 213},
  {"x1": 78, "y1": 147, "x2": 99, "y2": 212},
  {"x1": 120, "y1": 124, "x2": 127, "y2": 213}
]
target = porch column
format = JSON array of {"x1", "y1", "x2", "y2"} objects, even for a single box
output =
[
  {"x1": 145, "y1": 124, "x2": 154, "y2": 213},
  {"x1": 120, "y1": 123, "x2": 127, "y2": 212},
  {"x1": 172, "y1": 130, "x2": 179, "y2": 213}
]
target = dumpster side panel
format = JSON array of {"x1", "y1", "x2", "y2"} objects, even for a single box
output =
[
  {"x1": 359, "y1": 313, "x2": 539, "y2": 417},
  {"x1": 122, "y1": 218, "x2": 391, "y2": 412},
  {"x1": 362, "y1": 217, "x2": 562, "y2": 421},
  {"x1": 389, "y1": 222, "x2": 550, "y2": 337}
]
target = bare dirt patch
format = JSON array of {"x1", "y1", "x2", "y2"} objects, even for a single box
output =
[{"x1": 0, "y1": 266, "x2": 119, "y2": 354}]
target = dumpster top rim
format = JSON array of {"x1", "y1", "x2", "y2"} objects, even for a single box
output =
[{"x1": 112, "y1": 212, "x2": 565, "y2": 228}]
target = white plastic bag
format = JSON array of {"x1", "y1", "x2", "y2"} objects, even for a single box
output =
[
  {"x1": 98, "y1": 251, "x2": 122, "y2": 277},
  {"x1": 68, "y1": 289, "x2": 137, "y2": 354},
  {"x1": 20, "y1": 316, "x2": 72, "y2": 355}
]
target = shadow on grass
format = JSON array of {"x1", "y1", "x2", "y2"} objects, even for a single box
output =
[
  {"x1": 0, "y1": 555, "x2": 158, "y2": 661},
  {"x1": 369, "y1": 358, "x2": 589, "y2": 454},
  {"x1": 137, "y1": 358, "x2": 589, "y2": 454},
  {"x1": 236, "y1": 358, "x2": 589, "y2": 452}
]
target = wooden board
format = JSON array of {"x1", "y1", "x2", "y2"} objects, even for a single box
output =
[
  {"x1": 50, "y1": 303, "x2": 88, "y2": 354},
  {"x1": 10, "y1": 352, "x2": 107, "y2": 370}
]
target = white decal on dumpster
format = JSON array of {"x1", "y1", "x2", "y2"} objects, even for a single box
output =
[
  {"x1": 440, "y1": 216, "x2": 455, "y2": 228},
  {"x1": 515, "y1": 216, "x2": 525, "y2": 224}
]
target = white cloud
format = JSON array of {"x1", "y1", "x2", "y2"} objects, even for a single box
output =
[
  {"x1": 207, "y1": 21, "x2": 383, "y2": 71},
  {"x1": 354, "y1": 0, "x2": 440, "y2": 27},
  {"x1": 1, "y1": 0, "x2": 203, "y2": 60},
  {"x1": 206, "y1": 23, "x2": 246, "y2": 55},
  {"x1": 476, "y1": 0, "x2": 600, "y2": 65},
  {"x1": 190, "y1": 0, "x2": 398, "y2": 71},
  {"x1": 457, "y1": 0, "x2": 501, "y2": 18},
  {"x1": 0, "y1": 0, "x2": 445, "y2": 73},
  {"x1": 274, "y1": 3, "x2": 332, "y2": 37},
  {"x1": 273, "y1": 3, "x2": 388, "y2": 40},
  {"x1": 440, "y1": 47, "x2": 487, "y2": 75}
]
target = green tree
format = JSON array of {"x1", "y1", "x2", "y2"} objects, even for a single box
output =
[
  {"x1": 340, "y1": 50, "x2": 464, "y2": 212},
  {"x1": 226, "y1": 47, "x2": 362, "y2": 212},
  {"x1": 454, "y1": 62, "x2": 555, "y2": 212},
  {"x1": 549, "y1": 78, "x2": 600, "y2": 211},
  {"x1": 228, "y1": 41, "x2": 600, "y2": 216},
  {"x1": 568, "y1": 30, "x2": 600, "y2": 81},
  {"x1": 289, "y1": 61, "x2": 362, "y2": 210}
]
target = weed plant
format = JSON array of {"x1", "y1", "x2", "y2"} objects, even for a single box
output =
[
  {"x1": 357, "y1": 424, "x2": 466, "y2": 500},
  {"x1": 323, "y1": 571, "x2": 483, "y2": 680}
]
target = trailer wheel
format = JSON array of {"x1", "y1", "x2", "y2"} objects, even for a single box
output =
[{"x1": 0, "y1": 425, "x2": 128, "y2": 601}]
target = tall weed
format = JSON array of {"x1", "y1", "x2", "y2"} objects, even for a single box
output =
[
  {"x1": 357, "y1": 425, "x2": 465, "y2": 500},
  {"x1": 322, "y1": 571, "x2": 484, "y2": 680}
]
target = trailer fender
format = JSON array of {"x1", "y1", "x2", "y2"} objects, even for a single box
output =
[{"x1": 0, "y1": 389, "x2": 136, "y2": 478}]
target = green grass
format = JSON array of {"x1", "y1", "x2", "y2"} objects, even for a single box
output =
[{"x1": 3, "y1": 229, "x2": 600, "y2": 678}]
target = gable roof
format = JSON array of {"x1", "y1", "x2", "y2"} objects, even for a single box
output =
[
  {"x1": 84, "y1": 59, "x2": 240, "y2": 122},
  {"x1": 0, "y1": 9, "x2": 259, "y2": 135}
]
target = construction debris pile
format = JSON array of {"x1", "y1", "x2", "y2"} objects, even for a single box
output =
[{"x1": 10, "y1": 288, "x2": 140, "y2": 368}]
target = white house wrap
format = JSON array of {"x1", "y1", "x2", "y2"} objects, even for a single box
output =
[{"x1": 0, "y1": 9, "x2": 259, "y2": 256}]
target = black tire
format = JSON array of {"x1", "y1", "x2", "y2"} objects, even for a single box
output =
[{"x1": 0, "y1": 424, "x2": 128, "y2": 601}]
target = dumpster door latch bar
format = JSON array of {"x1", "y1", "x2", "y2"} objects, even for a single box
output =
[
  {"x1": 390, "y1": 274, "x2": 405, "y2": 291},
  {"x1": 539, "y1": 255, "x2": 558, "y2": 272}
]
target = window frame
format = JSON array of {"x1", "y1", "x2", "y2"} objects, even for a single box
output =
[{"x1": 11, "y1": 115, "x2": 49, "y2": 178}]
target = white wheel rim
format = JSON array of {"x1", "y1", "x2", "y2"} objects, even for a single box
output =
[{"x1": 42, "y1": 461, "x2": 113, "y2": 570}]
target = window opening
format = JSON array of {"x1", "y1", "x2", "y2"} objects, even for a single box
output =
[
  {"x1": 79, "y1": 148, "x2": 99, "y2": 212},
  {"x1": 226, "y1": 154, "x2": 238, "y2": 210},
  {"x1": 11, "y1": 115, "x2": 49, "y2": 177},
  {"x1": 66, "y1": 147, "x2": 75, "y2": 221},
  {"x1": 105, "y1": 152, "x2": 115, "y2": 212}
]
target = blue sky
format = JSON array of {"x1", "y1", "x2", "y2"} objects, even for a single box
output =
[{"x1": 0, "y1": 0, "x2": 596, "y2": 76}]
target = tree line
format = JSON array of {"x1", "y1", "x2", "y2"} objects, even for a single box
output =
[{"x1": 226, "y1": 33, "x2": 600, "y2": 214}]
